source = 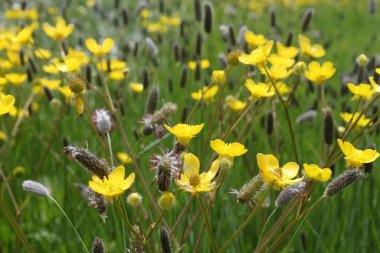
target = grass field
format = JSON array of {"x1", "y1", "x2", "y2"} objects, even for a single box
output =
[{"x1": 1, "y1": 0, "x2": 380, "y2": 252}]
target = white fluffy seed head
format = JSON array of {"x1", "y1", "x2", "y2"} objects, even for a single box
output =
[
  {"x1": 92, "y1": 109, "x2": 113, "y2": 134},
  {"x1": 22, "y1": 180, "x2": 50, "y2": 197}
]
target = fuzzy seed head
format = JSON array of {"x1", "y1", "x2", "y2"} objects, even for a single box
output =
[
  {"x1": 159, "y1": 227, "x2": 172, "y2": 253},
  {"x1": 68, "y1": 75, "x2": 85, "y2": 94},
  {"x1": 236, "y1": 175, "x2": 263, "y2": 203},
  {"x1": 324, "y1": 168, "x2": 364, "y2": 197},
  {"x1": 127, "y1": 192, "x2": 143, "y2": 206},
  {"x1": 145, "y1": 86, "x2": 159, "y2": 114},
  {"x1": 22, "y1": 180, "x2": 50, "y2": 197},
  {"x1": 92, "y1": 109, "x2": 113, "y2": 134},
  {"x1": 275, "y1": 181, "x2": 306, "y2": 208},
  {"x1": 92, "y1": 237, "x2": 106, "y2": 253}
]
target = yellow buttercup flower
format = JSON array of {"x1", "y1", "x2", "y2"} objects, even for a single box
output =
[
  {"x1": 347, "y1": 83, "x2": 376, "y2": 101},
  {"x1": 13, "y1": 25, "x2": 34, "y2": 44},
  {"x1": 0, "y1": 94, "x2": 16, "y2": 115},
  {"x1": 88, "y1": 165, "x2": 135, "y2": 201},
  {"x1": 5, "y1": 73, "x2": 27, "y2": 85},
  {"x1": 270, "y1": 82, "x2": 291, "y2": 96},
  {"x1": 210, "y1": 139, "x2": 247, "y2": 163},
  {"x1": 298, "y1": 35, "x2": 325, "y2": 58},
  {"x1": 244, "y1": 30, "x2": 267, "y2": 48},
  {"x1": 57, "y1": 58, "x2": 81, "y2": 73},
  {"x1": 43, "y1": 17, "x2": 74, "y2": 41},
  {"x1": 304, "y1": 61, "x2": 336, "y2": 85},
  {"x1": 211, "y1": 70, "x2": 226, "y2": 84},
  {"x1": 188, "y1": 59, "x2": 210, "y2": 70},
  {"x1": 337, "y1": 139, "x2": 379, "y2": 168},
  {"x1": 259, "y1": 65, "x2": 292, "y2": 82},
  {"x1": 191, "y1": 85, "x2": 219, "y2": 103},
  {"x1": 238, "y1": 40, "x2": 274, "y2": 67},
  {"x1": 164, "y1": 123, "x2": 204, "y2": 146},
  {"x1": 176, "y1": 153, "x2": 219, "y2": 194},
  {"x1": 225, "y1": 95, "x2": 246, "y2": 111},
  {"x1": 268, "y1": 54, "x2": 295, "y2": 68},
  {"x1": 257, "y1": 153, "x2": 302, "y2": 190},
  {"x1": 86, "y1": 38, "x2": 115, "y2": 58},
  {"x1": 369, "y1": 76, "x2": 380, "y2": 93},
  {"x1": 35, "y1": 48, "x2": 52, "y2": 59},
  {"x1": 340, "y1": 112, "x2": 372, "y2": 128},
  {"x1": 303, "y1": 163, "x2": 332, "y2": 182},
  {"x1": 129, "y1": 82, "x2": 144, "y2": 93},
  {"x1": 117, "y1": 152, "x2": 133, "y2": 165},
  {"x1": 276, "y1": 42, "x2": 299, "y2": 58},
  {"x1": 245, "y1": 79, "x2": 275, "y2": 100}
]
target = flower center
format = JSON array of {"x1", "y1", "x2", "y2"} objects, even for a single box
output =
[{"x1": 189, "y1": 174, "x2": 201, "y2": 187}]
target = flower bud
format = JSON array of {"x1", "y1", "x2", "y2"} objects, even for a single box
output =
[
  {"x1": 158, "y1": 192, "x2": 176, "y2": 209},
  {"x1": 356, "y1": 54, "x2": 369, "y2": 67},
  {"x1": 294, "y1": 61, "x2": 306, "y2": 75},
  {"x1": 127, "y1": 192, "x2": 143, "y2": 206},
  {"x1": 211, "y1": 70, "x2": 226, "y2": 84}
]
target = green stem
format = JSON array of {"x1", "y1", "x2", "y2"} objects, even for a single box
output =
[
  {"x1": 198, "y1": 196, "x2": 217, "y2": 253},
  {"x1": 106, "y1": 132, "x2": 114, "y2": 167},
  {"x1": 145, "y1": 211, "x2": 164, "y2": 241}
]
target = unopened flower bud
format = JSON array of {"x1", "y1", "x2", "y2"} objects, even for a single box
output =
[
  {"x1": 294, "y1": 61, "x2": 306, "y2": 75},
  {"x1": 356, "y1": 54, "x2": 369, "y2": 67},
  {"x1": 158, "y1": 192, "x2": 176, "y2": 209},
  {"x1": 212, "y1": 70, "x2": 226, "y2": 84},
  {"x1": 68, "y1": 75, "x2": 85, "y2": 94},
  {"x1": 227, "y1": 51, "x2": 241, "y2": 66}
]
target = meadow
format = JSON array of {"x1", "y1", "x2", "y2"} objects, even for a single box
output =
[{"x1": 1, "y1": 0, "x2": 380, "y2": 252}]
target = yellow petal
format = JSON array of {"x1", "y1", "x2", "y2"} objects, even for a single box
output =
[
  {"x1": 182, "y1": 153, "x2": 200, "y2": 176},
  {"x1": 282, "y1": 162, "x2": 299, "y2": 179},
  {"x1": 120, "y1": 172, "x2": 135, "y2": 190}
]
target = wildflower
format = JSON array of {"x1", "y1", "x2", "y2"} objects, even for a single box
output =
[
  {"x1": 245, "y1": 79, "x2": 275, "y2": 100},
  {"x1": 57, "y1": 58, "x2": 81, "y2": 73},
  {"x1": 35, "y1": 48, "x2": 52, "y2": 59},
  {"x1": 347, "y1": 83, "x2": 376, "y2": 101},
  {"x1": 269, "y1": 82, "x2": 290, "y2": 96},
  {"x1": 88, "y1": 165, "x2": 135, "y2": 201},
  {"x1": 86, "y1": 38, "x2": 114, "y2": 58},
  {"x1": 0, "y1": 94, "x2": 16, "y2": 115},
  {"x1": 304, "y1": 61, "x2": 336, "y2": 85},
  {"x1": 268, "y1": 54, "x2": 295, "y2": 68},
  {"x1": 210, "y1": 139, "x2": 247, "y2": 164},
  {"x1": 225, "y1": 95, "x2": 246, "y2": 111},
  {"x1": 244, "y1": 30, "x2": 267, "y2": 48},
  {"x1": 188, "y1": 59, "x2": 210, "y2": 70},
  {"x1": 298, "y1": 35, "x2": 325, "y2": 58},
  {"x1": 176, "y1": 153, "x2": 219, "y2": 194},
  {"x1": 158, "y1": 192, "x2": 176, "y2": 209},
  {"x1": 129, "y1": 82, "x2": 144, "y2": 93},
  {"x1": 39, "y1": 78, "x2": 61, "y2": 90},
  {"x1": 369, "y1": 76, "x2": 380, "y2": 93},
  {"x1": 256, "y1": 153, "x2": 302, "y2": 190},
  {"x1": 117, "y1": 152, "x2": 132, "y2": 165},
  {"x1": 164, "y1": 123, "x2": 204, "y2": 146},
  {"x1": 127, "y1": 192, "x2": 143, "y2": 206},
  {"x1": 303, "y1": 163, "x2": 332, "y2": 182},
  {"x1": 259, "y1": 65, "x2": 292, "y2": 82},
  {"x1": 340, "y1": 112, "x2": 372, "y2": 128},
  {"x1": 276, "y1": 42, "x2": 299, "y2": 58},
  {"x1": 13, "y1": 26, "x2": 34, "y2": 44},
  {"x1": 92, "y1": 109, "x2": 113, "y2": 134},
  {"x1": 211, "y1": 70, "x2": 226, "y2": 84},
  {"x1": 191, "y1": 85, "x2": 219, "y2": 103},
  {"x1": 43, "y1": 17, "x2": 74, "y2": 41},
  {"x1": 337, "y1": 139, "x2": 379, "y2": 168},
  {"x1": 227, "y1": 50, "x2": 241, "y2": 66},
  {"x1": 5, "y1": 73, "x2": 27, "y2": 85},
  {"x1": 238, "y1": 40, "x2": 274, "y2": 67}
]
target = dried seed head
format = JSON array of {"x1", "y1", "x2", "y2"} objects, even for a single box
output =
[
  {"x1": 150, "y1": 150, "x2": 182, "y2": 191},
  {"x1": 121, "y1": 8, "x2": 129, "y2": 26},
  {"x1": 270, "y1": 10, "x2": 276, "y2": 28},
  {"x1": 356, "y1": 54, "x2": 369, "y2": 68},
  {"x1": 88, "y1": 192, "x2": 108, "y2": 222},
  {"x1": 65, "y1": 146, "x2": 111, "y2": 178},
  {"x1": 237, "y1": 25, "x2": 248, "y2": 45},
  {"x1": 85, "y1": 64, "x2": 92, "y2": 85},
  {"x1": 127, "y1": 192, "x2": 143, "y2": 206},
  {"x1": 194, "y1": 0, "x2": 202, "y2": 21},
  {"x1": 204, "y1": 2, "x2": 213, "y2": 33},
  {"x1": 68, "y1": 75, "x2": 85, "y2": 94},
  {"x1": 173, "y1": 42, "x2": 181, "y2": 63},
  {"x1": 142, "y1": 68, "x2": 150, "y2": 89},
  {"x1": 301, "y1": 8, "x2": 315, "y2": 33},
  {"x1": 92, "y1": 109, "x2": 113, "y2": 134},
  {"x1": 22, "y1": 180, "x2": 50, "y2": 197},
  {"x1": 266, "y1": 112, "x2": 274, "y2": 135},
  {"x1": 180, "y1": 66, "x2": 188, "y2": 88},
  {"x1": 195, "y1": 32, "x2": 202, "y2": 57},
  {"x1": 324, "y1": 168, "x2": 365, "y2": 197},
  {"x1": 235, "y1": 175, "x2": 263, "y2": 203},
  {"x1": 194, "y1": 62, "x2": 201, "y2": 81},
  {"x1": 227, "y1": 50, "x2": 241, "y2": 66},
  {"x1": 129, "y1": 225, "x2": 145, "y2": 253},
  {"x1": 145, "y1": 86, "x2": 159, "y2": 114},
  {"x1": 275, "y1": 181, "x2": 306, "y2": 208},
  {"x1": 228, "y1": 26, "x2": 236, "y2": 46},
  {"x1": 159, "y1": 227, "x2": 172, "y2": 253},
  {"x1": 323, "y1": 108, "x2": 334, "y2": 146},
  {"x1": 28, "y1": 56, "x2": 38, "y2": 74},
  {"x1": 369, "y1": 0, "x2": 377, "y2": 15},
  {"x1": 92, "y1": 237, "x2": 106, "y2": 253}
]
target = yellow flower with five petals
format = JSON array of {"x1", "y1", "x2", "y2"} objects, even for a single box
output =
[
  {"x1": 86, "y1": 38, "x2": 115, "y2": 58},
  {"x1": 164, "y1": 123, "x2": 204, "y2": 146},
  {"x1": 304, "y1": 61, "x2": 335, "y2": 85},
  {"x1": 303, "y1": 163, "x2": 332, "y2": 182},
  {"x1": 337, "y1": 139, "x2": 379, "y2": 168}
]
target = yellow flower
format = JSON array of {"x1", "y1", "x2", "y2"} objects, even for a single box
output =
[
  {"x1": 6, "y1": 8, "x2": 38, "y2": 20},
  {"x1": 337, "y1": 139, "x2": 379, "y2": 168},
  {"x1": 270, "y1": 82, "x2": 291, "y2": 96},
  {"x1": 35, "y1": 48, "x2": 52, "y2": 59},
  {"x1": 259, "y1": 65, "x2": 292, "y2": 82},
  {"x1": 298, "y1": 35, "x2": 325, "y2": 58},
  {"x1": 347, "y1": 83, "x2": 376, "y2": 101},
  {"x1": 225, "y1": 95, "x2": 246, "y2": 111},
  {"x1": 97, "y1": 59, "x2": 127, "y2": 72},
  {"x1": 129, "y1": 82, "x2": 144, "y2": 93},
  {"x1": 245, "y1": 79, "x2": 275, "y2": 100},
  {"x1": 256, "y1": 153, "x2": 302, "y2": 190},
  {"x1": 39, "y1": 78, "x2": 61, "y2": 90},
  {"x1": 244, "y1": 30, "x2": 267, "y2": 48},
  {"x1": 86, "y1": 38, "x2": 114, "y2": 58},
  {"x1": 43, "y1": 18, "x2": 74, "y2": 41},
  {"x1": 117, "y1": 152, "x2": 133, "y2": 165},
  {"x1": 188, "y1": 59, "x2": 210, "y2": 70},
  {"x1": 88, "y1": 165, "x2": 135, "y2": 201},
  {"x1": 164, "y1": 123, "x2": 204, "y2": 146},
  {"x1": 5, "y1": 73, "x2": 27, "y2": 85},
  {"x1": 238, "y1": 40, "x2": 274, "y2": 67},
  {"x1": 211, "y1": 70, "x2": 226, "y2": 84},
  {"x1": 0, "y1": 130, "x2": 7, "y2": 141},
  {"x1": 0, "y1": 94, "x2": 16, "y2": 115},
  {"x1": 158, "y1": 192, "x2": 176, "y2": 209},
  {"x1": 191, "y1": 85, "x2": 219, "y2": 103},
  {"x1": 57, "y1": 58, "x2": 81, "y2": 73},
  {"x1": 303, "y1": 163, "x2": 332, "y2": 182},
  {"x1": 369, "y1": 76, "x2": 380, "y2": 93},
  {"x1": 176, "y1": 153, "x2": 219, "y2": 194},
  {"x1": 268, "y1": 54, "x2": 295, "y2": 68},
  {"x1": 210, "y1": 139, "x2": 247, "y2": 163},
  {"x1": 304, "y1": 61, "x2": 335, "y2": 85},
  {"x1": 13, "y1": 26, "x2": 34, "y2": 44},
  {"x1": 340, "y1": 112, "x2": 372, "y2": 128},
  {"x1": 276, "y1": 42, "x2": 299, "y2": 58}
]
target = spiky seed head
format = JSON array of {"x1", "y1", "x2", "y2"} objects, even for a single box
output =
[
  {"x1": 22, "y1": 180, "x2": 50, "y2": 197},
  {"x1": 159, "y1": 227, "x2": 172, "y2": 253},
  {"x1": 275, "y1": 181, "x2": 306, "y2": 208},
  {"x1": 324, "y1": 168, "x2": 364, "y2": 197},
  {"x1": 68, "y1": 75, "x2": 85, "y2": 94},
  {"x1": 92, "y1": 237, "x2": 106, "y2": 253},
  {"x1": 145, "y1": 86, "x2": 159, "y2": 114},
  {"x1": 237, "y1": 175, "x2": 263, "y2": 203},
  {"x1": 204, "y1": 2, "x2": 213, "y2": 33}
]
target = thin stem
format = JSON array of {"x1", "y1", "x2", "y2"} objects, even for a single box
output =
[
  {"x1": 145, "y1": 211, "x2": 164, "y2": 241},
  {"x1": 106, "y1": 132, "x2": 114, "y2": 167},
  {"x1": 198, "y1": 196, "x2": 217, "y2": 253},
  {"x1": 48, "y1": 196, "x2": 89, "y2": 253},
  {"x1": 256, "y1": 208, "x2": 278, "y2": 248}
]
